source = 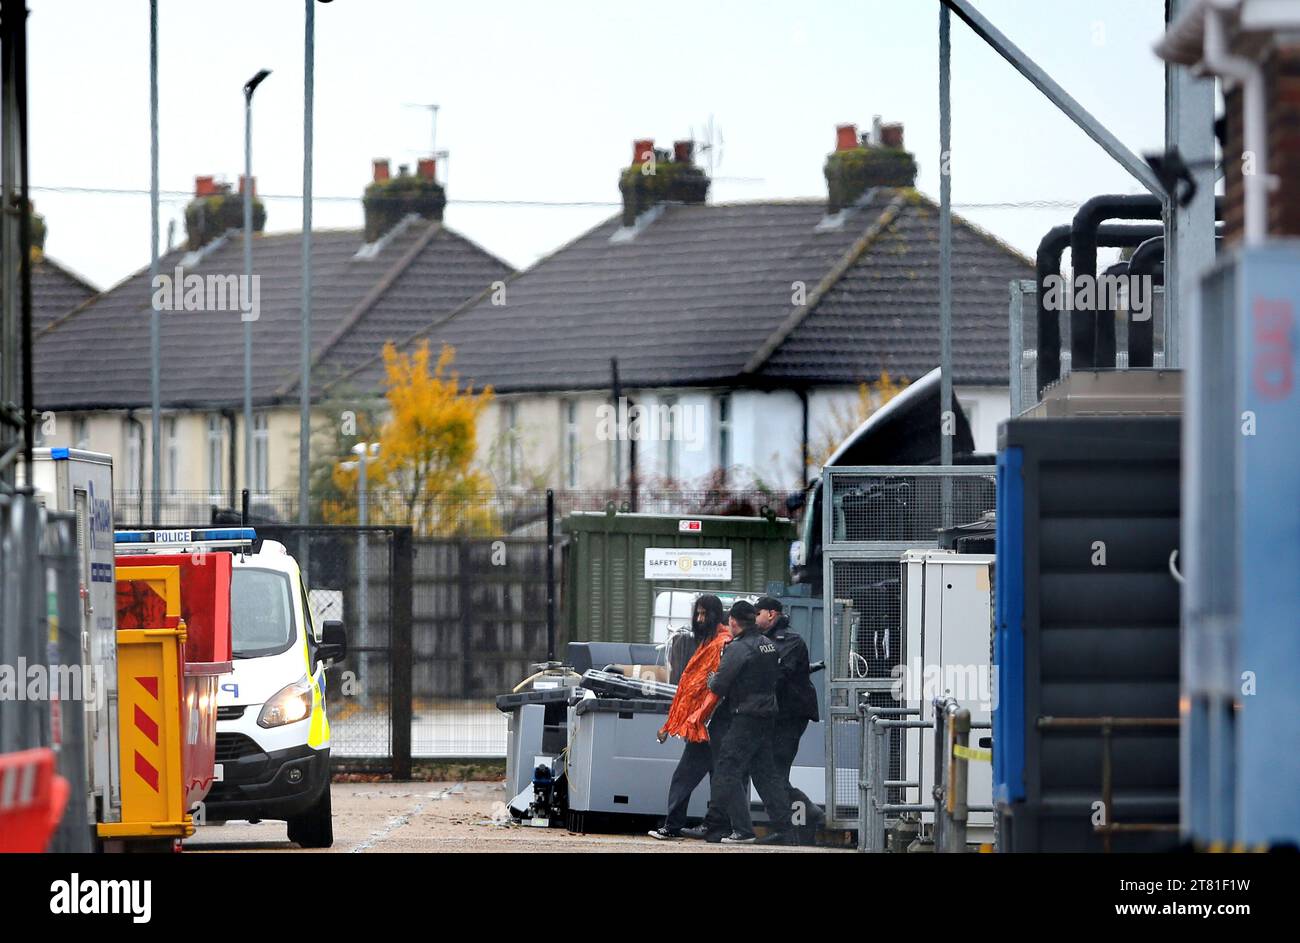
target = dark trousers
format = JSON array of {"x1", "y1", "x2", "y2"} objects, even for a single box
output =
[
  {"x1": 773, "y1": 717, "x2": 823, "y2": 827},
  {"x1": 662, "y1": 713, "x2": 740, "y2": 833},
  {"x1": 709, "y1": 713, "x2": 791, "y2": 837}
]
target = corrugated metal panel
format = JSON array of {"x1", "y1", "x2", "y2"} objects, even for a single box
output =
[{"x1": 563, "y1": 512, "x2": 795, "y2": 643}]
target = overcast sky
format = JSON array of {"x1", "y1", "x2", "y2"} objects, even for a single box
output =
[{"x1": 26, "y1": 0, "x2": 1186, "y2": 289}]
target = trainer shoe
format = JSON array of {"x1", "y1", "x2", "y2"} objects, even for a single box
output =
[
  {"x1": 756, "y1": 831, "x2": 795, "y2": 846},
  {"x1": 648, "y1": 827, "x2": 683, "y2": 841},
  {"x1": 680, "y1": 825, "x2": 711, "y2": 840},
  {"x1": 720, "y1": 832, "x2": 757, "y2": 844}
]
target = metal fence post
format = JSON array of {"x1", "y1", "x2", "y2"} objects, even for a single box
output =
[
  {"x1": 47, "y1": 513, "x2": 91, "y2": 852},
  {"x1": 390, "y1": 527, "x2": 413, "y2": 780},
  {"x1": 948, "y1": 707, "x2": 972, "y2": 852},
  {"x1": 932, "y1": 696, "x2": 948, "y2": 850},
  {"x1": 858, "y1": 703, "x2": 872, "y2": 850}
]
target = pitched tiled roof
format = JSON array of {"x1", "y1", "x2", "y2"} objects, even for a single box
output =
[
  {"x1": 34, "y1": 218, "x2": 511, "y2": 410},
  {"x1": 29, "y1": 255, "x2": 97, "y2": 334},
  {"x1": 331, "y1": 188, "x2": 1032, "y2": 397},
  {"x1": 755, "y1": 195, "x2": 1034, "y2": 386}
]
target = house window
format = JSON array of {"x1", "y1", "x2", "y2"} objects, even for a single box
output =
[
  {"x1": 126, "y1": 422, "x2": 143, "y2": 495},
  {"x1": 564, "y1": 400, "x2": 579, "y2": 489},
  {"x1": 662, "y1": 395, "x2": 679, "y2": 482},
  {"x1": 165, "y1": 417, "x2": 179, "y2": 494},
  {"x1": 206, "y1": 415, "x2": 223, "y2": 500},
  {"x1": 253, "y1": 413, "x2": 270, "y2": 494},
  {"x1": 716, "y1": 394, "x2": 732, "y2": 477},
  {"x1": 505, "y1": 401, "x2": 520, "y2": 487},
  {"x1": 74, "y1": 416, "x2": 89, "y2": 450}
]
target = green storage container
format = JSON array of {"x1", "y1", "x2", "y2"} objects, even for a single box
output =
[{"x1": 563, "y1": 511, "x2": 795, "y2": 644}]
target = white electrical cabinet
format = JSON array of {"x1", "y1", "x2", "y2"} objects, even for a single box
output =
[{"x1": 900, "y1": 550, "x2": 994, "y2": 844}]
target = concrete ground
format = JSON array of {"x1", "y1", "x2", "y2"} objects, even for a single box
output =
[{"x1": 184, "y1": 781, "x2": 848, "y2": 854}]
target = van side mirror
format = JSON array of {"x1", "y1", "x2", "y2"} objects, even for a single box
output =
[{"x1": 318, "y1": 619, "x2": 347, "y2": 665}]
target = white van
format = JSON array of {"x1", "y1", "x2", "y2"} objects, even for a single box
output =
[{"x1": 205, "y1": 532, "x2": 347, "y2": 847}]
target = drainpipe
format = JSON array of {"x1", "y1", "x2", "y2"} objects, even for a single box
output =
[
  {"x1": 1203, "y1": 6, "x2": 1269, "y2": 245},
  {"x1": 127, "y1": 411, "x2": 146, "y2": 524},
  {"x1": 1036, "y1": 223, "x2": 1163, "y2": 396},
  {"x1": 799, "y1": 388, "x2": 809, "y2": 489},
  {"x1": 226, "y1": 409, "x2": 238, "y2": 509}
]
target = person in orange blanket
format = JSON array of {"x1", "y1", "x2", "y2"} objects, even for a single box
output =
[{"x1": 648, "y1": 594, "x2": 738, "y2": 840}]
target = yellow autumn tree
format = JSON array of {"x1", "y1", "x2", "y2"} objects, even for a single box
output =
[
  {"x1": 330, "y1": 341, "x2": 495, "y2": 536},
  {"x1": 810, "y1": 371, "x2": 907, "y2": 468}
]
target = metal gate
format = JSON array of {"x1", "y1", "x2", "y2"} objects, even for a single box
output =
[
  {"x1": 257, "y1": 525, "x2": 414, "y2": 777},
  {"x1": 821, "y1": 466, "x2": 996, "y2": 829}
]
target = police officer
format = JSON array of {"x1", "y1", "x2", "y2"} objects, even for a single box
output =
[
  {"x1": 755, "y1": 596, "x2": 825, "y2": 837},
  {"x1": 704, "y1": 600, "x2": 793, "y2": 845}
]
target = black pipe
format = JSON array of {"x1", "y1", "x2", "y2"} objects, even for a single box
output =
[
  {"x1": 226, "y1": 409, "x2": 237, "y2": 509},
  {"x1": 1035, "y1": 223, "x2": 1162, "y2": 396},
  {"x1": 1069, "y1": 195, "x2": 1165, "y2": 371},
  {"x1": 1127, "y1": 237, "x2": 1165, "y2": 369},
  {"x1": 545, "y1": 487, "x2": 556, "y2": 663}
]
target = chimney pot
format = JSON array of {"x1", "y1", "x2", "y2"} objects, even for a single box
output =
[
  {"x1": 195, "y1": 175, "x2": 218, "y2": 197},
  {"x1": 239, "y1": 175, "x2": 256, "y2": 198},
  {"x1": 417, "y1": 157, "x2": 437, "y2": 181},
  {"x1": 881, "y1": 122, "x2": 904, "y2": 149},
  {"x1": 373, "y1": 159, "x2": 390, "y2": 182},
  {"x1": 673, "y1": 140, "x2": 694, "y2": 163},
  {"x1": 398, "y1": 164, "x2": 409, "y2": 177},
  {"x1": 632, "y1": 138, "x2": 655, "y2": 165},
  {"x1": 835, "y1": 124, "x2": 859, "y2": 152}
]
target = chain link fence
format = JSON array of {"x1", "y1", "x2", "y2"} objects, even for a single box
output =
[{"x1": 114, "y1": 487, "x2": 789, "y2": 772}]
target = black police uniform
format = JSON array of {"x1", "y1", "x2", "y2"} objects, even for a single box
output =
[
  {"x1": 706, "y1": 626, "x2": 792, "y2": 837},
  {"x1": 765, "y1": 614, "x2": 824, "y2": 827}
]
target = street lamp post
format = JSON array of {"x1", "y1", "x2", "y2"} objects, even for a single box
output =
[
  {"x1": 341, "y1": 442, "x2": 379, "y2": 664},
  {"x1": 243, "y1": 68, "x2": 271, "y2": 502}
]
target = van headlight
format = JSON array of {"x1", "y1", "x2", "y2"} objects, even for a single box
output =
[{"x1": 257, "y1": 677, "x2": 313, "y2": 728}]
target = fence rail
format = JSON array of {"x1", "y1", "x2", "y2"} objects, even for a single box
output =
[{"x1": 113, "y1": 489, "x2": 789, "y2": 767}]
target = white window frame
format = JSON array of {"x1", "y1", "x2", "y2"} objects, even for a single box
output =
[
  {"x1": 165, "y1": 417, "x2": 179, "y2": 495},
  {"x1": 253, "y1": 412, "x2": 270, "y2": 495},
  {"x1": 126, "y1": 422, "x2": 143, "y2": 496},
  {"x1": 206, "y1": 414, "x2": 223, "y2": 502},
  {"x1": 716, "y1": 393, "x2": 732, "y2": 477},
  {"x1": 662, "y1": 395, "x2": 679, "y2": 483},
  {"x1": 563, "y1": 400, "x2": 579, "y2": 489}
]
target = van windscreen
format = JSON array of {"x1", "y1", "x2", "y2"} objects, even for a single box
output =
[{"x1": 231, "y1": 568, "x2": 295, "y2": 658}]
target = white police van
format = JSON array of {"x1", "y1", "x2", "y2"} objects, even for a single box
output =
[{"x1": 115, "y1": 527, "x2": 346, "y2": 848}]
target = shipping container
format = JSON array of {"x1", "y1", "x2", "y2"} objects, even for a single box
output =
[{"x1": 562, "y1": 511, "x2": 794, "y2": 644}]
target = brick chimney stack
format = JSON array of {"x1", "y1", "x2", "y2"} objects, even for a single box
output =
[
  {"x1": 363, "y1": 156, "x2": 446, "y2": 242},
  {"x1": 824, "y1": 119, "x2": 917, "y2": 214}
]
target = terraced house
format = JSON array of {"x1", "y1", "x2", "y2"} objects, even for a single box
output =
[
  {"x1": 33, "y1": 160, "x2": 511, "y2": 521},
  {"x1": 332, "y1": 122, "x2": 1034, "y2": 494}
]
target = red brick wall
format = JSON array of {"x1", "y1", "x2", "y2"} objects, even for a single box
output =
[{"x1": 1223, "y1": 43, "x2": 1300, "y2": 244}]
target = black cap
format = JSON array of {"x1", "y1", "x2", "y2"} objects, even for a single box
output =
[
  {"x1": 728, "y1": 599, "x2": 757, "y2": 623},
  {"x1": 755, "y1": 595, "x2": 783, "y2": 614}
]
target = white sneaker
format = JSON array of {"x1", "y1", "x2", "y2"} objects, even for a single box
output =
[
  {"x1": 648, "y1": 827, "x2": 683, "y2": 841},
  {"x1": 720, "y1": 832, "x2": 757, "y2": 844}
]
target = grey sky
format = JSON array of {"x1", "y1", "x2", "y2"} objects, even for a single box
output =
[{"x1": 27, "y1": 0, "x2": 1180, "y2": 289}]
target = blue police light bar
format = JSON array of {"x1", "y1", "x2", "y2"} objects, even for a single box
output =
[{"x1": 113, "y1": 527, "x2": 257, "y2": 553}]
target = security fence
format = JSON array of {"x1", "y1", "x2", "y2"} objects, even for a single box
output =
[
  {"x1": 115, "y1": 487, "x2": 787, "y2": 773},
  {"x1": 822, "y1": 466, "x2": 997, "y2": 830}
]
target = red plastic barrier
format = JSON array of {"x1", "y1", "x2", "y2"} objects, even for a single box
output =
[{"x1": 0, "y1": 748, "x2": 69, "y2": 853}]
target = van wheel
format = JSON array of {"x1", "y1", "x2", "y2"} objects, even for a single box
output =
[{"x1": 288, "y1": 787, "x2": 333, "y2": 849}]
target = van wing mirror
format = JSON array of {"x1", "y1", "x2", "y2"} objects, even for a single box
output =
[{"x1": 318, "y1": 619, "x2": 347, "y2": 665}]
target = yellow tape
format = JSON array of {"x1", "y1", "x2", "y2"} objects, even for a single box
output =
[{"x1": 953, "y1": 744, "x2": 991, "y2": 762}]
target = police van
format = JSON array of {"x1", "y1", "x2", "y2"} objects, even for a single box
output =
[{"x1": 115, "y1": 527, "x2": 347, "y2": 848}]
